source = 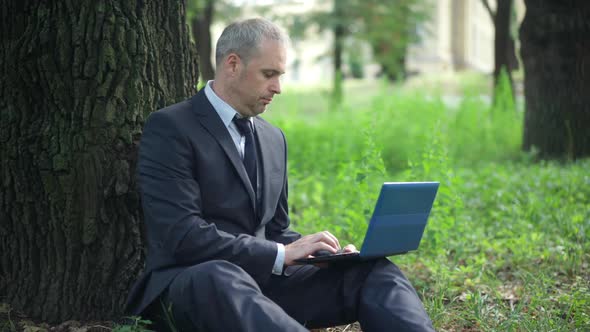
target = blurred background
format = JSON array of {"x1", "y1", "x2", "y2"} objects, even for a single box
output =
[{"x1": 188, "y1": 0, "x2": 524, "y2": 90}]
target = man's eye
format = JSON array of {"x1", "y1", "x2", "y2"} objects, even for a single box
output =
[{"x1": 264, "y1": 72, "x2": 273, "y2": 78}]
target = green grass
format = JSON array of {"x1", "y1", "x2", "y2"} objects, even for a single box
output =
[
  {"x1": 264, "y1": 76, "x2": 589, "y2": 331},
  {"x1": 4, "y1": 74, "x2": 586, "y2": 331}
]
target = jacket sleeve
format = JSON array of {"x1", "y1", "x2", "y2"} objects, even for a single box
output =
[
  {"x1": 265, "y1": 129, "x2": 302, "y2": 245},
  {"x1": 139, "y1": 111, "x2": 277, "y2": 284}
]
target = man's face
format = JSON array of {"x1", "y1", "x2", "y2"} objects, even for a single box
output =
[{"x1": 230, "y1": 39, "x2": 286, "y2": 117}]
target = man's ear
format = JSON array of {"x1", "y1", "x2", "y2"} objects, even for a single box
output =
[{"x1": 224, "y1": 53, "x2": 241, "y2": 75}]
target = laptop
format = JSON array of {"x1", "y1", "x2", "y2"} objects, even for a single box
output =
[{"x1": 294, "y1": 182, "x2": 439, "y2": 264}]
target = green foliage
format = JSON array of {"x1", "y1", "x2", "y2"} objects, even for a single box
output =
[
  {"x1": 358, "y1": 0, "x2": 431, "y2": 81},
  {"x1": 282, "y1": 0, "x2": 431, "y2": 94},
  {"x1": 112, "y1": 302, "x2": 178, "y2": 332},
  {"x1": 493, "y1": 67, "x2": 515, "y2": 112},
  {"x1": 346, "y1": 41, "x2": 365, "y2": 79},
  {"x1": 332, "y1": 71, "x2": 344, "y2": 106},
  {"x1": 275, "y1": 76, "x2": 522, "y2": 174},
  {"x1": 0, "y1": 303, "x2": 17, "y2": 332},
  {"x1": 185, "y1": 0, "x2": 241, "y2": 25},
  {"x1": 264, "y1": 80, "x2": 589, "y2": 331},
  {"x1": 113, "y1": 317, "x2": 153, "y2": 332},
  {"x1": 416, "y1": 160, "x2": 590, "y2": 330},
  {"x1": 160, "y1": 300, "x2": 179, "y2": 332}
]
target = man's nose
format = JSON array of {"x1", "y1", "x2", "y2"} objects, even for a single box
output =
[{"x1": 270, "y1": 77, "x2": 281, "y2": 95}]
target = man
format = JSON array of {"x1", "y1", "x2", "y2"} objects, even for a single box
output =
[{"x1": 125, "y1": 18, "x2": 435, "y2": 331}]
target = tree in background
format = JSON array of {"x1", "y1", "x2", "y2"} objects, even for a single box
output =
[
  {"x1": 286, "y1": 0, "x2": 429, "y2": 102},
  {"x1": 0, "y1": 1, "x2": 198, "y2": 323},
  {"x1": 520, "y1": 0, "x2": 590, "y2": 159},
  {"x1": 481, "y1": 0, "x2": 519, "y2": 103},
  {"x1": 294, "y1": 0, "x2": 357, "y2": 103},
  {"x1": 331, "y1": 0, "x2": 347, "y2": 102},
  {"x1": 189, "y1": 0, "x2": 216, "y2": 82},
  {"x1": 358, "y1": 0, "x2": 429, "y2": 82},
  {"x1": 187, "y1": 0, "x2": 241, "y2": 82}
]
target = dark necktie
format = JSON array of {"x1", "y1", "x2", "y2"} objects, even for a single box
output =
[{"x1": 233, "y1": 116, "x2": 258, "y2": 194}]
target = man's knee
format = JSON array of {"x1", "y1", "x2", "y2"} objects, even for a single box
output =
[
  {"x1": 158, "y1": 261, "x2": 249, "y2": 331},
  {"x1": 361, "y1": 258, "x2": 414, "y2": 290},
  {"x1": 367, "y1": 258, "x2": 403, "y2": 274},
  {"x1": 354, "y1": 257, "x2": 398, "y2": 276},
  {"x1": 166, "y1": 260, "x2": 261, "y2": 321}
]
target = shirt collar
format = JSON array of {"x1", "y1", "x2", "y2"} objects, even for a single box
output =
[{"x1": 204, "y1": 80, "x2": 252, "y2": 128}]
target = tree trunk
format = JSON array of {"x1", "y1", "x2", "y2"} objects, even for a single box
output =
[
  {"x1": 0, "y1": 0, "x2": 198, "y2": 323},
  {"x1": 332, "y1": 0, "x2": 345, "y2": 103},
  {"x1": 382, "y1": 51, "x2": 407, "y2": 82},
  {"x1": 333, "y1": 23, "x2": 344, "y2": 102},
  {"x1": 520, "y1": 0, "x2": 590, "y2": 159},
  {"x1": 493, "y1": 0, "x2": 514, "y2": 100},
  {"x1": 192, "y1": 0, "x2": 215, "y2": 81}
]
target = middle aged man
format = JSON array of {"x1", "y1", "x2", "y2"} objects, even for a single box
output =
[{"x1": 125, "y1": 18, "x2": 435, "y2": 332}]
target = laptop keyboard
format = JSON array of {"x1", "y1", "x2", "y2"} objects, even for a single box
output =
[{"x1": 318, "y1": 249, "x2": 358, "y2": 257}]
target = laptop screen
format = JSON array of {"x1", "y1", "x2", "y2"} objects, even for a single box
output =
[{"x1": 359, "y1": 182, "x2": 439, "y2": 258}]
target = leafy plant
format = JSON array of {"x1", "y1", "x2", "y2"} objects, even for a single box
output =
[
  {"x1": 113, "y1": 316, "x2": 153, "y2": 332},
  {"x1": 264, "y1": 80, "x2": 589, "y2": 331}
]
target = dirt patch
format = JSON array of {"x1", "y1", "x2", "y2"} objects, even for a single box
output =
[
  {"x1": 0, "y1": 303, "x2": 115, "y2": 332},
  {"x1": 1, "y1": 302, "x2": 362, "y2": 332}
]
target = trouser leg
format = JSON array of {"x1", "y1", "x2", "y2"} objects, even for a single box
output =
[
  {"x1": 358, "y1": 258, "x2": 435, "y2": 332},
  {"x1": 164, "y1": 260, "x2": 307, "y2": 332},
  {"x1": 262, "y1": 258, "x2": 434, "y2": 332},
  {"x1": 262, "y1": 263, "x2": 370, "y2": 329}
]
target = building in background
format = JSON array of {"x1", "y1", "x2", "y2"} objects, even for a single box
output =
[
  {"x1": 407, "y1": 0, "x2": 525, "y2": 74},
  {"x1": 211, "y1": 0, "x2": 334, "y2": 83},
  {"x1": 214, "y1": 0, "x2": 525, "y2": 84}
]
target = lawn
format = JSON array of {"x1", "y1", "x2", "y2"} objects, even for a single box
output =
[
  {"x1": 264, "y1": 76, "x2": 589, "y2": 331},
  {"x1": 2, "y1": 75, "x2": 587, "y2": 332}
]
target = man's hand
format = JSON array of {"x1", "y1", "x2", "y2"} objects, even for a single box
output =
[{"x1": 284, "y1": 231, "x2": 358, "y2": 266}]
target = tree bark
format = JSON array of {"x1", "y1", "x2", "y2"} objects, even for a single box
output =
[
  {"x1": 332, "y1": 0, "x2": 345, "y2": 102},
  {"x1": 482, "y1": 0, "x2": 516, "y2": 101},
  {"x1": 0, "y1": 0, "x2": 198, "y2": 323},
  {"x1": 493, "y1": 0, "x2": 514, "y2": 97},
  {"x1": 192, "y1": 0, "x2": 215, "y2": 81},
  {"x1": 520, "y1": 0, "x2": 590, "y2": 159}
]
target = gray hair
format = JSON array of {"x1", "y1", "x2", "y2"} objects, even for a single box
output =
[{"x1": 215, "y1": 18, "x2": 288, "y2": 68}]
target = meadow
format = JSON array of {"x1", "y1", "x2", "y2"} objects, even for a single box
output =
[
  {"x1": 264, "y1": 75, "x2": 590, "y2": 331},
  {"x1": 3, "y1": 75, "x2": 587, "y2": 332}
]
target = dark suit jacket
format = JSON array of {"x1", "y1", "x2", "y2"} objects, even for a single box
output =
[{"x1": 125, "y1": 89, "x2": 301, "y2": 315}]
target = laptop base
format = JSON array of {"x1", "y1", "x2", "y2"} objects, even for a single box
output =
[
  {"x1": 294, "y1": 252, "x2": 361, "y2": 264},
  {"x1": 293, "y1": 251, "x2": 410, "y2": 265}
]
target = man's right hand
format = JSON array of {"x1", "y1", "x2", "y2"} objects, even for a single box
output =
[{"x1": 284, "y1": 231, "x2": 341, "y2": 266}]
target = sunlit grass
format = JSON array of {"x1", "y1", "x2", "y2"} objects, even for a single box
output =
[{"x1": 264, "y1": 75, "x2": 589, "y2": 331}]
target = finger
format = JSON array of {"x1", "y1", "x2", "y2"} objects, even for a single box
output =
[
  {"x1": 295, "y1": 242, "x2": 331, "y2": 259},
  {"x1": 284, "y1": 241, "x2": 334, "y2": 265},
  {"x1": 297, "y1": 233, "x2": 325, "y2": 246},
  {"x1": 323, "y1": 231, "x2": 341, "y2": 249},
  {"x1": 314, "y1": 231, "x2": 340, "y2": 250},
  {"x1": 310, "y1": 242, "x2": 337, "y2": 256},
  {"x1": 292, "y1": 232, "x2": 339, "y2": 256},
  {"x1": 343, "y1": 244, "x2": 358, "y2": 253}
]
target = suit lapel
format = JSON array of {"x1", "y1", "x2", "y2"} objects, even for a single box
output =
[
  {"x1": 190, "y1": 91, "x2": 257, "y2": 211},
  {"x1": 254, "y1": 118, "x2": 281, "y2": 228}
]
